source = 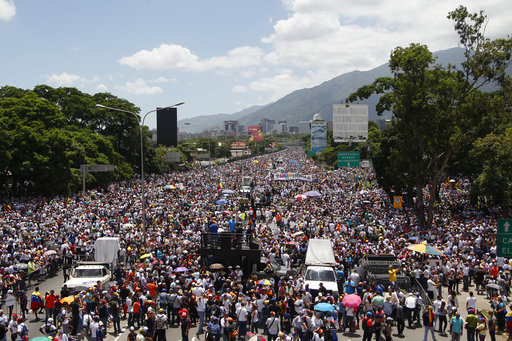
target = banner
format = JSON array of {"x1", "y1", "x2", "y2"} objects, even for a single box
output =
[
  {"x1": 248, "y1": 126, "x2": 263, "y2": 142},
  {"x1": 311, "y1": 121, "x2": 327, "y2": 152},
  {"x1": 393, "y1": 196, "x2": 403, "y2": 209},
  {"x1": 273, "y1": 173, "x2": 313, "y2": 181}
]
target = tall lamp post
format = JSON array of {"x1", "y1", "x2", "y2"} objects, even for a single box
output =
[{"x1": 95, "y1": 102, "x2": 184, "y2": 242}]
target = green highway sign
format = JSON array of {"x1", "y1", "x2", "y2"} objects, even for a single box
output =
[
  {"x1": 497, "y1": 219, "x2": 512, "y2": 257},
  {"x1": 338, "y1": 151, "x2": 360, "y2": 167}
]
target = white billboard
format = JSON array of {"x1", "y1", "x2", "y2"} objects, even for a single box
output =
[{"x1": 333, "y1": 104, "x2": 368, "y2": 143}]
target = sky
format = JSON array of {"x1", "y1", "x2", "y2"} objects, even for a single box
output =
[{"x1": 1, "y1": 0, "x2": 511, "y2": 128}]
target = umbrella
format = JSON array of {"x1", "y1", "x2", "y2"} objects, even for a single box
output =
[
  {"x1": 30, "y1": 337, "x2": 52, "y2": 341},
  {"x1": 43, "y1": 250, "x2": 57, "y2": 257},
  {"x1": 123, "y1": 223, "x2": 134, "y2": 228},
  {"x1": 285, "y1": 241, "x2": 299, "y2": 246},
  {"x1": 291, "y1": 231, "x2": 304, "y2": 237},
  {"x1": 407, "y1": 241, "x2": 444, "y2": 256},
  {"x1": 174, "y1": 267, "x2": 189, "y2": 273},
  {"x1": 257, "y1": 279, "x2": 272, "y2": 286},
  {"x1": 486, "y1": 283, "x2": 502, "y2": 290},
  {"x1": 246, "y1": 333, "x2": 266, "y2": 341},
  {"x1": 342, "y1": 293, "x2": 362, "y2": 310},
  {"x1": 294, "y1": 194, "x2": 308, "y2": 201},
  {"x1": 304, "y1": 190, "x2": 322, "y2": 198},
  {"x1": 60, "y1": 296, "x2": 75, "y2": 304},
  {"x1": 182, "y1": 230, "x2": 194, "y2": 234},
  {"x1": 209, "y1": 263, "x2": 224, "y2": 270},
  {"x1": 449, "y1": 179, "x2": 456, "y2": 183},
  {"x1": 216, "y1": 199, "x2": 228, "y2": 205},
  {"x1": 314, "y1": 302, "x2": 336, "y2": 312},
  {"x1": 140, "y1": 253, "x2": 152, "y2": 259},
  {"x1": 222, "y1": 189, "x2": 235, "y2": 195}
]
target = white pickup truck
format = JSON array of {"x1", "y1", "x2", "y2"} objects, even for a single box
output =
[{"x1": 64, "y1": 262, "x2": 112, "y2": 292}]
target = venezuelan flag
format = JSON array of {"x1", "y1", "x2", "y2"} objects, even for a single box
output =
[{"x1": 320, "y1": 178, "x2": 327, "y2": 184}]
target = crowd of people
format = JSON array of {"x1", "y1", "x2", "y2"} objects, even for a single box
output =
[{"x1": 0, "y1": 147, "x2": 509, "y2": 341}]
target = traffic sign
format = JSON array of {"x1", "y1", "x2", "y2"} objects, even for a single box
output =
[
  {"x1": 80, "y1": 164, "x2": 115, "y2": 173},
  {"x1": 338, "y1": 151, "x2": 360, "y2": 167},
  {"x1": 497, "y1": 219, "x2": 512, "y2": 257}
]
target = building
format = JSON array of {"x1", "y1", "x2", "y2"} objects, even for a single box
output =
[{"x1": 258, "y1": 118, "x2": 275, "y2": 135}]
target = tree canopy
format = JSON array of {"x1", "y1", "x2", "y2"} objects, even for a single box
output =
[{"x1": 347, "y1": 6, "x2": 512, "y2": 225}]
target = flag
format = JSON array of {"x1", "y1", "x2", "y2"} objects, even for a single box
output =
[
  {"x1": 219, "y1": 181, "x2": 223, "y2": 189},
  {"x1": 393, "y1": 196, "x2": 403, "y2": 209},
  {"x1": 320, "y1": 178, "x2": 327, "y2": 184}
]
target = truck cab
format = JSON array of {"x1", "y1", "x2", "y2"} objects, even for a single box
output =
[{"x1": 63, "y1": 262, "x2": 112, "y2": 292}]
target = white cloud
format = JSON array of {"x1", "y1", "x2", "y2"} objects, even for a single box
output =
[
  {"x1": 119, "y1": 44, "x2": 263, "y2": 71},
  {"x1": 0, "y1": 0, "x2": 15, "y2": 22},
  {"x1": 117, "y1": 79, "x2": 163, "y2": 95},
  {"x1": 233, "y1": 85, "x2": 247, "y2": 93},
  {"x1": 45, "y1": 73, "x2": 89, "y2": 87},
  {"x1": 95, "y1": 84, "x2": 108, "y2": 92},
  {"x1": 45, "y1": 73, "x2": 102, "y2": 90}
]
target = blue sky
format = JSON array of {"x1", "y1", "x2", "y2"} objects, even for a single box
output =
[{"x1": 1, "y1": 0, "x2": 511, "y2": 128}]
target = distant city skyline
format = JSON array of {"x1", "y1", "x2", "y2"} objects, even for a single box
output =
[{"x1": 1, "y1": 0, "x2": 510, "y2": 128}]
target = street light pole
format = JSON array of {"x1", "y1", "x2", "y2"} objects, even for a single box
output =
[{"x1": 95, "y1": 102, "x2": 184, "y2": 243}]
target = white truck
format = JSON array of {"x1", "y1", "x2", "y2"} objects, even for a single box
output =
[
  {"x1": 63, "y1": 237, "x2": 120, "y2": 292},
  {"x1": 303, "y1": 238, "x2": 339, "y2": 297}
]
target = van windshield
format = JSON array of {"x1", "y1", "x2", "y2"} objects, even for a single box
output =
[{"x1": 305, "y1": 269, "x2": 335, "y2": 281}]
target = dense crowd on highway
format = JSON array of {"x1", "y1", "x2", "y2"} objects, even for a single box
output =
[{"x1": 0, "y1": 147, "x2": 509, "y2": 341}]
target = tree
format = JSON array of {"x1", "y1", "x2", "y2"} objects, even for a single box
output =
[{"x1": 347, "y1": 6, "x2": 512, "y2": 227}]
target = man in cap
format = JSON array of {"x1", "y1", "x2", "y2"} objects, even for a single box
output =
[
  {"x1": 450, "y1": 311, "x2": 464, "y2": 340},
  {"x1": 465, "y1": 309, "x2": 478, "y2": 341},
  {"x1": 180, "y1": 311, "x2": 191, "y2": 341},
  {"x1": 154, "y1": 308, "x2": 167, "y2": 341}
]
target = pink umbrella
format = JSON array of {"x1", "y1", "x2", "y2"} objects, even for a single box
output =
[{"x1": 342, "y1": 293, "x2": 362, "y2": 310}]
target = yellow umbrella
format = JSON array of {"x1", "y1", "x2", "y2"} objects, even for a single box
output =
[
  {"x1": 253, "y1": 160, "x2": 259, "y2": 163},
  {"x1": 140, "y1": 253, "x2": 152, "y2": 259},
  {"x1": 60, "y1": 296, "x2": 75, "y2": 304},
  {"x1": 406, "y1": 241, "x2": 443, "y2": 256}
]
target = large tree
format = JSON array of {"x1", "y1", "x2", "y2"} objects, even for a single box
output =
[{"x1": 347, "y1": 6, "x2": 512, "y2": 227}]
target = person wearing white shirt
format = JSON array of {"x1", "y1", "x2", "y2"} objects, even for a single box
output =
[
  {"x1": 196, "y1": 295, "x2": 206, "y2": 335},
  {"x1": 236, "y1": 303, "x2": 249, "y2": 338},
  {"x1": 466, "y1": 291, "x2": 477, "y2": 311},
  {"x1": 266, "y1": 312, "x2": 280, "y2": 339}
]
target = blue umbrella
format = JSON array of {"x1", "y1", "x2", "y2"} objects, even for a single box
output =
[
  {"x1": 314, "y1": 302, "x2": 335, "y2": 312},
  {"x1": 216, "y1": 199, "x2": 228, "y2": 205}
]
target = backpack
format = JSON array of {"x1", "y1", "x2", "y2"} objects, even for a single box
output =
[
  {"x1": 20, "y1": 324, "x2": 28, "y2": 341},
  {"x1": 156, "y1": 316, "x2": 165, "y2": 330},
  {"x1": 362, "y1": 318, "x2": 368, "y2": 331}
]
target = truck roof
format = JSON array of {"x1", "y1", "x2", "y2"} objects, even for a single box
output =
[{"x1": 305, "y1": 238, "x2": 337, "y2": 266}]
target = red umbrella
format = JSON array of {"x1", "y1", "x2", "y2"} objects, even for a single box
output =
[{"x1": 342, "y1": 293, "x2": 362, "y2": 310}]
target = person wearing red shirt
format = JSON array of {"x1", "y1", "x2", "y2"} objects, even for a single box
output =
[
  {"x1": 147, "y1": 281, "x2": 158, "y2": 299},
  {"x1": 45, "y1": 290, "x2": 57, "y2": 324},
  {"x1": 133, "y1": 300, "x2": 141, "y2": 328}
]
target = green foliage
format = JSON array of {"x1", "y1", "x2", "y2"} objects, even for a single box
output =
[
  {"x1": 347, "y1": 6, "x2": 512, "y2": 224},
  {"x1": 0, "y1": 85, "x2": 155, "y2": 194}
]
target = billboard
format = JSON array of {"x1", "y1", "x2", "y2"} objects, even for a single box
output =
[
  {"x1": 310, "y1": 121, "x2": 327, "y2": 152},
  {"x1": 157, "y1": 107, "x2": 178, "y2": 147},
  {"x1": 248, "y1": 126, "x2": 263, "y2": 142},
  {"x1": 333, "y1": 104, "x2": 368, "y2": 143}
]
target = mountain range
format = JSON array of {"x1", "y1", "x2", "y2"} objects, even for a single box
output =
[{"x1": 178, "y1": 47, "x2": 467, "y2": 132}]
